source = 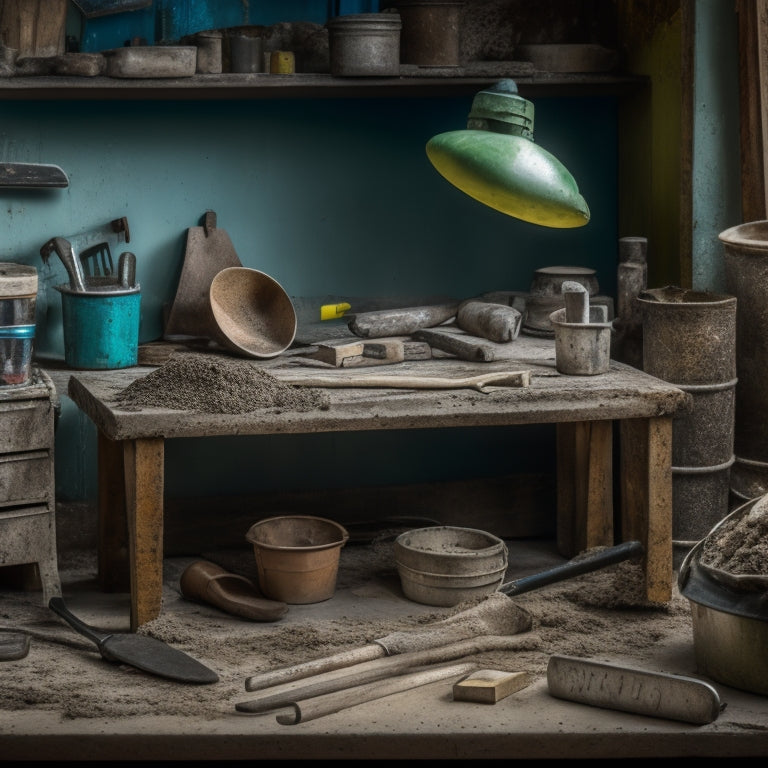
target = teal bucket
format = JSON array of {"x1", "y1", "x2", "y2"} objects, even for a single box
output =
[{"x1": 57, "y1": 284, "x2": 141, "y2": 369}]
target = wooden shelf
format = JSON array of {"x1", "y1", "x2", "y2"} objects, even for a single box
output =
[{"x1": 0, "y1": 72, "x2": 648, "y2": 101}]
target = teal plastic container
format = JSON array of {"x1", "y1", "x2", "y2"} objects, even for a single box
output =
[{"x1": 57, "y1": 284, "x2": 141, "y2": 370}]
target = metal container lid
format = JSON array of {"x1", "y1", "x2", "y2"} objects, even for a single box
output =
[
  {"x1": 327, "y1": 13, "x2": 402, "y2": 31},
  {"x1": 0, "y1": 263, "x2": 38, "y2": 297}
]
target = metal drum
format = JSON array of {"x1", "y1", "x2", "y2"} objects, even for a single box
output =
[
  {"x1": 720, "y1": 221, "x2": 768, "y2": 501},
  {"x1": 638, "y1": 287, "x2": 737, "y2": 566}
]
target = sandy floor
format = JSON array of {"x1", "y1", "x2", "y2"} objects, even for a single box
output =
[{"x1": 1, "y1": 535, "x2": 767, "y2": 759}]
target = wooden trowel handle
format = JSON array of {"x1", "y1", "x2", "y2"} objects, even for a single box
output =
[
  {"x1": 277, "y1": 371, "x2": 531, "y2": 392},
  {"x1": 245, "y1": 643, "x2": 386, "y2": 692}
]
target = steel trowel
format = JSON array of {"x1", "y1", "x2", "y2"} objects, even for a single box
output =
[{"x1": 49, "y1": 597, "x2": 219, "y2": 685}]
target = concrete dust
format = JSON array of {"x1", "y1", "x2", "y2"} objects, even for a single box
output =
[
  {"x1": 114, "y1": 353, "x2": 330, "y2": 413},
  {"x1": 0, "y1": 540, "x2": 692, "y2": 722},
  {"x1": 699, "y1": 495, "x2": 768, "y2": 575}
]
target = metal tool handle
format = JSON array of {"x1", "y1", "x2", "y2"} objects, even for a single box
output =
[
  {"x1": 499, "y1": 541, "x2": 644, "y2": 596},
  {"x1": 40, "y1": 236, "x2": 87, "y2": 292},
  {"x1": 49, "y1": 597, "x2": 106, "y2": 646}
]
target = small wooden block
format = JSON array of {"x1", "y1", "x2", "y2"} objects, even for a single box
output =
[
  {"x1": 452, "y1": 669, "x2": 532, "y2": 704},
  {"x1": 306, "y1": 339, "x2": 365, "y2": 366}
]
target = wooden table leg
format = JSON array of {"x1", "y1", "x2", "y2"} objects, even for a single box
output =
[
  {"x1": 122, "y1": 437, "x2": 165, "y2": 631},
  {"x1": 556, "y1": 420, "x2": 614, "y2": 558},
  {"x1": 97, "y1": 432, "x2": 129, "y2": 592},
  {"x1": 619, "y1": 416, "x2": 673, "y2": 603}
]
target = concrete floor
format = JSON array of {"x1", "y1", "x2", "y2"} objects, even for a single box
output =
[{"x1": 2, "y1": 536, "x2": 768, "y2": 761}]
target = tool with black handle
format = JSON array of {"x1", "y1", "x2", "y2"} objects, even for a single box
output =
[{"x1": 49, "y1": 597, "x2": 219, "y2": 685}]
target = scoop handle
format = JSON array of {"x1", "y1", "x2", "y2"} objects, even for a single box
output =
[{"x1": 500, "y1": 541, "x2": 644, "y2": 596}]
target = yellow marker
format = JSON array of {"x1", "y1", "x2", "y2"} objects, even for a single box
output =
[{"x1": 320, "y1": 302, "x2": 352, "y2": 320}]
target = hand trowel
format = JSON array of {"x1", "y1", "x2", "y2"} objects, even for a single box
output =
[{"x1": 49, "y1": 597, "x2": 219, "y2": 685}]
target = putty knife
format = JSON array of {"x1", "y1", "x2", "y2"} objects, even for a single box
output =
[{"x1": 49, "y1": 597, "x2": 219, "y2": 684}]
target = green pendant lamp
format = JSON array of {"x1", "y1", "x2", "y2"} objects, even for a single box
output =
[{"x1": 426, "y1": 79, "x2": 590, "y2": 228}]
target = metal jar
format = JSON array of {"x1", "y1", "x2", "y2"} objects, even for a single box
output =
[
  {"x1": 327, "y1": 13, "x2": 402, "y2": 76},
  {"x1": 393, "y1": 1, "x2": 463, "y2": 67},
  {"x1": 720, "y1": 220, "x2": 768, "y2": 500},
  {"x1": 638, "y1": 287, "x2": 737, "y2": 562}
]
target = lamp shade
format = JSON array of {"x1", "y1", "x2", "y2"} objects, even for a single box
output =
[{"x1": 426, "y1": 80, "x2": 590, "y2": 228}]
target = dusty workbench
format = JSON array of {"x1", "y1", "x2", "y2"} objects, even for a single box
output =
[{"x1": 63, "y1": 335, "x2": 690, "y2": 630}]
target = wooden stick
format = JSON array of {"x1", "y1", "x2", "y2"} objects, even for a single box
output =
[
  {"x1": 236, "y1": 635, "x2": 528, "y2": 713},
  {"x1": 274, "y1": 370, "x2": 531, "y2": 392},
  {"x1": 275, "y1": 662, "x2": 476, "y2": 725}
]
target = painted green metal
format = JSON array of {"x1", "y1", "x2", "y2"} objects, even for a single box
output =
[{"x1": 426, "y1": 80, "x2": 590, "y2": 228}]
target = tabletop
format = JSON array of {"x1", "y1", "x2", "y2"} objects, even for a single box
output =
[{"x1": 65, "y1": 336, "x2": 690, "y2": 442}]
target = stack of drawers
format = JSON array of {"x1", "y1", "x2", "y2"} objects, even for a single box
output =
[{"x1": 0, "y1": 367, "x2": 61, "y2": 603}]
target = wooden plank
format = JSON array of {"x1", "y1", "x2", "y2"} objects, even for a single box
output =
[
  {"x1": 123, "y1": 437, "x2": 165, "y2": 630},
  {"x1": 556, "y1": 421, "x2": 613, "y2": 558},
  {"x1": 619, "y1": 416, "x2": 673, "y2": 603},
  {"x1": 97, "y1": 432, "x2": 129, "y2": 591}
]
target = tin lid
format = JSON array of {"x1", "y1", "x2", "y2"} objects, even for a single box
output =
[
  {"x1": 327, "y1": 12, "x2": 402, "y2": 30},
  {"x1": 0, "y1": 263, "x2": 38, "y2": 296}
]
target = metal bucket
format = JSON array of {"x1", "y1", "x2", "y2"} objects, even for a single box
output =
[
  {"x1": 57, "y1": 283, "x2": 141, "y2": 370},
  {"x1": 678, "y1": 495, "x2": 768, "y2": 695},
  {"x1": 394, "y1": 1, "x2": 463, "y2": 67},
  {"x1": 327, "y1": 13, "x2": 402, "y2": 76},
  {"x1": 720, "y1": 221, "x2": 768, "y2": 500},
  {"x1": 393, "y1": 526, "x2": 508, "y2": 606},
  {"x1": 638, "y1": 287, "x2": 737, "y2": 562},
  {"x1": 0, "y1": 263, "x2": 37, "y2": 386}
]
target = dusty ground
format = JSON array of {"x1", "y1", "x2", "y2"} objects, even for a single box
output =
[{"x1": 0, "y1": 535, "x2": 694, "y2": 722}]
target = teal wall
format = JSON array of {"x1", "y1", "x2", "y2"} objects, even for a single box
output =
[
  {"x1": 691, "y1": 0, "x2": 741, "y2": 292},
  {"x1": 2, "y1": 3, "x2": 621, "y2": 503}
]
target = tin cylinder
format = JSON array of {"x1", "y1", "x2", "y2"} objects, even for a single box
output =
[
  {"x1": 394, "y1": 1, "x2": 462, "y2": 67},
  {"x1": 57, "y1": 285, "x2": 140, "y2": 370},
  {"x1": 327, "y1": 13, "x2": 402, "y2": 76},
  {"x1": 638, "y1": 286, "x2": 737, "y2": 557},
  {"x1": 719, "y1": 220, "x2": 768, "y2": 500},
  {"x1": 0, "y1": 263, "x2": 37, "y2": 386}
]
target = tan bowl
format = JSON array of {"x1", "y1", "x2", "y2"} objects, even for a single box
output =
[
  {"x1": 245, "y1": 515, "x2": 349, "y2": 604},
  {"x1": 208, "y1": 267, "x2": 296, "y2": 359}
]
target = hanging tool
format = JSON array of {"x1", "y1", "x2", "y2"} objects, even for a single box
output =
[{"x1": 0, "y1": 162, "x2": 69, "y2": 188}]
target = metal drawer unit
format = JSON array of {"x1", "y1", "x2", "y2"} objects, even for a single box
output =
[{"x1": 0, "y1": 367, "x2": 61, "y2": 603}]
